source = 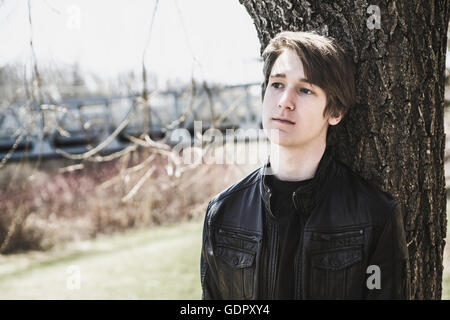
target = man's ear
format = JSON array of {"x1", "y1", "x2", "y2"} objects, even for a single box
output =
[{"x1": 328, "y1": 114, "x2": 342, "y2": 126}]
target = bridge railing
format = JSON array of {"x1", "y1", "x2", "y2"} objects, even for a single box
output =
[{"x1": 0, "y1": 83, "x2": 262, "y2": 162}]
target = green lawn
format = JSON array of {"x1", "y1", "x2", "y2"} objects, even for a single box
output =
[
  {"x1": 443, "y1": 265, "x2": 450, "y2": 300},
  {"x1": 0, "y1": 219, "x2": 204, "y2": 299},
  {"x1": 441, "y1": 199, "x2": 450, "y2": 300},
  {"x1": 443, "y1": 214, "x2": 450, "y2": 300}
]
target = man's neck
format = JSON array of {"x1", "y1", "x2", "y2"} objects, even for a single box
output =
[{"x1": 269, "y1": 143, "x2": 326, "y2": 182}]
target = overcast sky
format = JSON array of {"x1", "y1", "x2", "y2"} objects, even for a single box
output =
[{"x1": 0, "y1": 0, "x2": 263, "y2": 86}]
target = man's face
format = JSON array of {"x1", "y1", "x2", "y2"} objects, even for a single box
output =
[{"x1": 262, "y1": 49, "x2": 341, "y2": 149}]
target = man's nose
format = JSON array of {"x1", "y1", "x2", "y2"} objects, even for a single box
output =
[{"x1": 278, "y1": 88, "x2": 295, "y2": 110}]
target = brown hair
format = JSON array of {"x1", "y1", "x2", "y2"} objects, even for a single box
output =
[{"x1": 261, "y1": 31, "x2": 356, "y2": 119}]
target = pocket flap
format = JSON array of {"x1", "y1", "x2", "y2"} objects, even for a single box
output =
[
  {"x1": 312, "y1": 248, "x2": 362, "y2": 270},
  {"x1": 217, "y1": 246, "x2": 255, "y2": 269}
]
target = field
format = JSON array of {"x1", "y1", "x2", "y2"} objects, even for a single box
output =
[{"x1": 0, "y1": 218, "x2": 204, "y2": 299}]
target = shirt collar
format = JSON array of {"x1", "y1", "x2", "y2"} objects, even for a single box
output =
[{"x1": 259, "y1": 145, "x2": 336, "y2": 214}]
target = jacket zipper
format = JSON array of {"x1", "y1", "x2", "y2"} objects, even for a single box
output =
[
  {"x1": 265, "y1": 189, "x2": 280, "y2": 299},
  {"x1": 292, "y1": 192, "x2": 298, "y2": 210},
  {"x1": 270, "y1": 223, "x2": 278, "y2": 299},
  {"x1": 264, "y1": 189, "x2": 277, "y2": 299},
  {"x1": 294, "y1": 199, "x2": 305, "y2": 299},
  {"x1": 294, "y1": 237, "x2": 301, "y2": 299},
  {"x1": 292, "y1": 191, "x2": 303, "y2": 299}
]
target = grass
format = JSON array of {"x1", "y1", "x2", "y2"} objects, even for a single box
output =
[
  {"x1": 0, "y1": 205, "x2": 448, "y2": 299},
  {"x1": 444, "y1": 261, "x2": 450, "y2": 299},
  {"x1": 442, "y1": 200, "x2": 450, "y2": 300},
  {"x1": 0, "y1": 218, "x2": 204, "y2": 299}
]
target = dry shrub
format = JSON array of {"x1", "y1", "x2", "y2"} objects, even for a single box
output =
[{"x1": 0, "y1": 146, "x2": 259, "y2": 254}]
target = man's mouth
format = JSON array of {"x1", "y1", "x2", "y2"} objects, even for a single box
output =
[{"x1": 272, "y1": 117, "x2": 296, "y2": 125}]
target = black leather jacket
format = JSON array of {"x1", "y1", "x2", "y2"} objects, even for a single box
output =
[{"x1": 201, "y1": 149, "x2": 410, "y2": 299}]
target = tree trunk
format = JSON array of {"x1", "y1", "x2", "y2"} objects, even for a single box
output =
[{"x1": 240, "y1": 0, "x2": 449, "y2": 299}]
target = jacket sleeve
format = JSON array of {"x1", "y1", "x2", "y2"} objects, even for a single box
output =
[
  {"x1": 365, "y1": 201, "x2": 411, "y2": 300},
  {"x1": 200, "y1": 201, "x2": 223, "y2": 300}
]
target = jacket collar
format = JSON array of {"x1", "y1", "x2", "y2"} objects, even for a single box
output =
[{"x1": 259, "y1": 146, "x2": 337, "y2": 217}]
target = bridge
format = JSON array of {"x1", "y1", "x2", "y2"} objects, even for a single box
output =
[{"x1": 0, "y1": 83, "x2": 262, "y2": 162}]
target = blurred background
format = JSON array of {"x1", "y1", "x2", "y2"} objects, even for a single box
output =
[{"x1": 0, "y1": 0, "x2": 448, "y2": 299}]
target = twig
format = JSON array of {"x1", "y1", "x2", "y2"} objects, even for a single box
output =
[
  {"x1": 121, "y1": 166, "x2": 156, "y2": 202},
  {"x1": 87, "y1": 144, "x2": 138, "y2": 163},
  {"x1": 98, "y1": 153, "x2": 156, "y2": 190},
  {"x1": 58, "y1": 163, "x2": 84, "y2": 173},
  {"x1": 203, "y1": 81, "x2": 215, "y2": 129},
  {"x1": 141, "y1": 0, "x2": 159, "y2": 134},
  {"x1": 55, "y1": 115, "x2": 131, "y2": 160}
]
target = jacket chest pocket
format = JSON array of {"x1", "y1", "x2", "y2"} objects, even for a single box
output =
[
  {"x1": 309, "y1": 229, "x2": 364, "y2": 299},
  {"x1": 215, "y1": 229, "x2": 258, "y2": 299}
]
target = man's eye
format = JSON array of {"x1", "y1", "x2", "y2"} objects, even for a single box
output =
[
  {"x1": 271, "y1": 82, "x2": 283, "y2": 89},
  {"x1": 299, "y1": 88, "x2": 313, "y2": 95}
]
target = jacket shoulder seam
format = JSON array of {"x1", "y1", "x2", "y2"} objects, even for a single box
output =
[{"x1": 209, "y1": 172, "x2": 261, "y2": 205}]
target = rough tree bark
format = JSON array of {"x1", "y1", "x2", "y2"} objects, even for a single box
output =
[{"x1": 239, "y1": 0, "x2": 449, "y2": 299}]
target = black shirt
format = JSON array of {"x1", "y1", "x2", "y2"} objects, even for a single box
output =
[{"x1": 260, "y1": 174, "x2": 313, "y2": 299}]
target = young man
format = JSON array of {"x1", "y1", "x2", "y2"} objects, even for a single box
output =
[{"x1": 200, "y1": 31, "x2": 410, "y2": 300}]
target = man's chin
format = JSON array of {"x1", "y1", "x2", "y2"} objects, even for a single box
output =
[
  {"x1": 265, "y1": 128, "x2": 291, "y2": 144},
  {"x1": 268, "y1": 138, "x2": 297, "y2": 148}
]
